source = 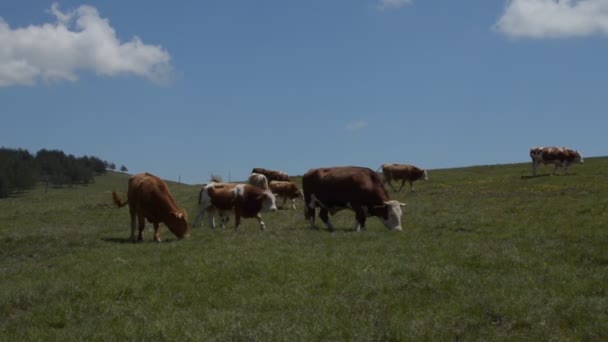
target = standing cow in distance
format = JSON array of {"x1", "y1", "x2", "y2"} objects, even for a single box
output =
[
  {"x1": 380, "y1": 163, "x2": 428, "y2": 192},
  {"x1": 303, "y1": 166, "x2": 406, "y2": 232},
  {"x1": 269, "y1": 180, "x2": 303, "y2": 210},
  {"x1": 530, "y1": 146, "x2": 584, "y2": 176},
  {"x1": 112, "y1": 173, "x2": 190, "y2": 242},
  {"x1": 196, "y1": 182, "x2": 277, "y2": 230},
  {"x1": 251, "y1": 167, "x2": 290, "y2": 182}
]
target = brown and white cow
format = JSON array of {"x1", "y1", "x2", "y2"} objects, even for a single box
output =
[
  {"x1": 248, "y1": 172, "x2": 269, "y2": 190},
  {"x1": 112, "y1": 173, "x2": 190, "y2": 242},
  {"x1": 303, "y1": 166, "x2": 406, "y2": 232},
  {"x1": 530, "y1": 146, "x2": 583, "y2": 176},
  {"x1": 380, "y1": 163, "x2": 428, "y2": 192},
  {"x1": 193, "y1": 184, "x2": 232, "y2": 228},
  {"x1": 269, "y1": 180, "x2": 303, "y2": 210},
  {"x1": 251, "y1": 167, "x2": 290, "y2": 182},
  {"x1": 196, "y1": 182, "x2": 277, "y2": 230}
]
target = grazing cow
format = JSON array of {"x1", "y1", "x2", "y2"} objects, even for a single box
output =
[
  {"x1": 303, "y1": 166, "x2": 406, "y2": 232},
  {"x1": 112, "y1": 173, "x2": 189, "y2": 242},
  {"x1": 248, "y1": 172, "x2": 269, "y2": 190},
  {"x1": 380, "y1": 163, "x2": 428, "y2": 192},
  {"x1": 196, "y1": 182, "x2": 277, "y2": 230},
  {"x1": 251, "y1": 167, "x2": 290, "y2": 182},
  {"x1": 269, "y1": 180, "x2": 303, "y2": 210},
  {"x1": 530, "y1": 146, "x2": 584, "y2": 176}
]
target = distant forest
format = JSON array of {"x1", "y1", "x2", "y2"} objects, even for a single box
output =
[{"x1": 0, "y1": 147, "x2": 121, "y2": 198}]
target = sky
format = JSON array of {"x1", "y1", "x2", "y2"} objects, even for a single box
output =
[{"x1": 1, "y1": 0, "x2": 607, "y2": 184}]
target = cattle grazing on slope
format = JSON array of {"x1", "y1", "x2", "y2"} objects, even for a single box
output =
[
  {"x1": 303, "y1": 166, "x2": 406, "y2": 232},
  {"x1": 380, "y1": 163, "x2": 428, "y2": 192},
  {"x1": 269, "y1": 180, "x2": 303, "y2": 210},
  {"x1": 530, "y1": 146, "x2": 583, "y2": 176},
  {"x1": 251, "y1": 167, "x2": 290, "y2": 182},
  {"x1": 112, "y1": 173, "x2": 190, "y2": 242},
  {"x1": 248, "y1": 172, "x2": 269, "y2": 190},
  {"x1": 196, "y1": 182, "x2": 277, "y2": 230}
]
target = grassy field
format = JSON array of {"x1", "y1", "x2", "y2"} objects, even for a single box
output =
[{"x1": 1, "y1": 159, "x2": 607, "y2": 340}]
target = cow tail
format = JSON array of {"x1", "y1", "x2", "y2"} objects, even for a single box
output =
[
  {"x1": 375, "y1": 165, "x2": 383, "y2": 172},
  {"x1": 112, "y1": 192, "x2": 128, "y2": 208}
]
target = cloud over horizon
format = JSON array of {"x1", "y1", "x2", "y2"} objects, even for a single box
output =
[
  {"x1": 0, "y1": 3, "x2": 172, "y2": 87},
  {"x1": 345, "y1": 120, "x2": 369, "y2": 132},
  {"x1": 495, "y1": 0, "x2": 608, "y2": 38},
  {"x1": 378, "y1": 0, "x2": 413, "y2": 10}
]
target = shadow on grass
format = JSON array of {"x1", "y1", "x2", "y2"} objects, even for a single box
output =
[
  {"x1": 521, "y1": 173, "x2": 578, "y2": 180},
  {"x1": 101, "y1": 237, "x2": 181, "y2": 244},
  {"x1": 520, "y1": 174, "x2": 550, "y2": 180},
  {"x1": 101, "y1": 237, "x2": 133, "y2": 244}
]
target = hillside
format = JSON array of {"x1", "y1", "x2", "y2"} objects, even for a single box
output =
[{"x1": 1, "y1": 159, "x2": 607, "y2": 340}]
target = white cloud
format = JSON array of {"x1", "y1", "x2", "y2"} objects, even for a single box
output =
[
  {"x1": 345, "y1": 120, "x2": 368, "y2": 132},
  {"x1": 495, "y1": 0, "x2": 608, "y2": 38},
  {"x1": 378, "y1": 0, "x2": 413, "y2": 10},
  {"x1": 0, "y1": 3, "x2": 172, "y2": 87}
]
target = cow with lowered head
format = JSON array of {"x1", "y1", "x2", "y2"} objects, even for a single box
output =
[
  {"x1": 196, "y1": 182, "x2": 277, "y2": 230},
  {"x1": 530, "y1": 146, "x2": 583, "y2": 176},
  {"x1": 269, "y1": 180, "x2": 303, "y2": 210},
  {"x1": 303, "y1": 166, "x2": 406, "y2": 232},
  {"x1": 112, "y1": 173, "x2": 189, "y2": 242}
]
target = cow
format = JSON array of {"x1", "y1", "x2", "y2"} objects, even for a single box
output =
[
  {"x1": 269, "y1": 180, "x2": 303, "y2": 210},
  {"x1": 380, "y1": 163, "x2": 428, "y2": 192},
  {"x1": 303, "y1": 166, "x2": 406, "y2": 232},
  {"x1": 530, "y1": 146, "x2": 584, "y2": 176},
  {"x1": 251, "y1": 167, "x2": 290, "y2": 182},
  {"x1": 196, "y1": 182, "x2": 277, "y2": 230},
  {"x1": 248, "y1": 172, "x2": 269, "y2": 190},
  {"x1": 193, "y1": 184, "x2": 232, "y2": 228},
  {"x1": 112, "y1": 173, "x2": 190, "y2": 242}
]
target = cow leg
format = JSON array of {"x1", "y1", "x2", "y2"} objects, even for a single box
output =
[
  {"x1": 291, "y1": 199, "x2": 296, "y2": 210},
  {"x1": 206, "y1": 209, "x2": 216, "y2": 229},
  {"x1": 397, "y1": 180, "x2": 406, "y2": 192},
  {"x1": 234, "y1": 214, "x2": 241, "y2": 230},
  {"x1": 305, "y1": 196, "x2": 316, "y2": 229},
  {"x1": 256, "y1": 214, "x2": 266, "y2": 231},
  {"x1": 354, "y1": 208, "x2": 366, "y2": 232},
  {"x1": 563, "y1": 161, "x2": 570, "y2": 175},
  {"x1": 129, "y1": 211, "x2": 137, "y2": 242},
  {"x1": 319, "y1": 208, "x2": 334, "y2": 231},
  {"x1": 552, "y1": 163, "x2": 559, "y2": 175},
  {"x1": 153, "y1": 223, "x2": 161, "y2": 242},
  {"x1": 137, "y1": 214, "x2": 146, "y2": 242},
  {"x1": 531, "y1": 161, "x2": 537, "y2": 177},
  {"x1": 409, "y1": 180, "x2": 415, "y2": 192}
]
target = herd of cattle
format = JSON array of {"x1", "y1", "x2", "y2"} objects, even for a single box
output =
[{"x1": 112, "y1": 146, "x2": 584, "y2": 242}]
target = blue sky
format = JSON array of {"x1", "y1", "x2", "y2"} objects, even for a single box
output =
[{"x1": 1, "y1": 0, "x2": 607, "y2": 184}]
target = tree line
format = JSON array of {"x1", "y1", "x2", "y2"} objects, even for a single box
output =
[{"x1": 0, "y1": 147, "x2": 126, "y2": 198}]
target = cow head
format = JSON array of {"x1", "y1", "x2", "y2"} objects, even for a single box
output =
[
  {"x1": 167, "y1": 209, "x2": 190, "y2": 239},
  {"x1": 260, "y1": 190, "x2": 278, "y2": 212},
  {"x1": 574, "y1": 151, "x2": 584, "y2": 164},
  {"x1": 372, "y1": 200, "x2": 406, "y2": 230}
]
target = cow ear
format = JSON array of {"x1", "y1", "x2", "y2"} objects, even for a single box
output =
[
  {"x1": 400, "y1": 202, "x2": 407, "y2": 208},
  {"x1": 173, "y1": 211, "x2": 184, "y2": 219}
]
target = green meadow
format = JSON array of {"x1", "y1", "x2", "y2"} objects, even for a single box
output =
[{"x1": 1, "y1": 159, "x2": 607, "y2": 340}]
